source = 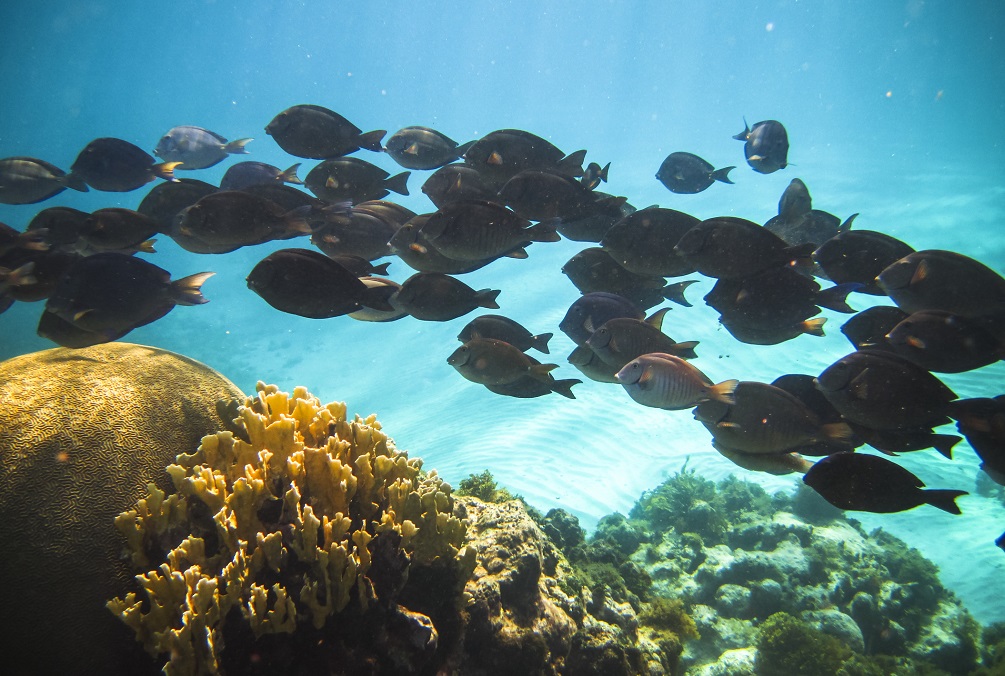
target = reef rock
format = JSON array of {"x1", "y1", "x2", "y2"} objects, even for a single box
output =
[{"x1": 0, "y1": 343, "x2": 244, "y2": 676}]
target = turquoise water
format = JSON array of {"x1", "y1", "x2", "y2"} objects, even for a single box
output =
[{"x1": 1, "y1": 0, "x2": 1004, "y2": 624}]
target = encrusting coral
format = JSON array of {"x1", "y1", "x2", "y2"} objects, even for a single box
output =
[{"x1": 108, "y1": 382, "x2": 475, "y2": 675}]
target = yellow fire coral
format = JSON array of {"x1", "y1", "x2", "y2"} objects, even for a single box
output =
[{"x1": 108, "y1": 382, "x2": 475, "y2": 675}]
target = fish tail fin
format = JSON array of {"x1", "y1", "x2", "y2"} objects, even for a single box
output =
[
  {"x1": 279, "y1": 163, "x2": 303, "y2": 184},
  {"x1": 154, "y1": 161, "x2": 183, "y2": 182},
  {"x1": 171, "y1": 271, "x2": 215, "y2": 305},
  {"x1": 370, "y1": 261, "x2": 391, "y2": 276},
  {"x1": 455, "y1": 140, "x2": 476, "y2": 158},
  {"x1": 710, "y1": 379, "x2": 739, "y2": 405},
  {"x1": 532, "y1": 332, "x2": 553, "y2": 354},
  {"x1": 931, "y1": 434, "x2": 961, "y2": 460},
  {"x1": 558, "y1": 149, "x2": 587, "y2": 177},
  {"x1": 923, "y1": 489, "x2": 967, "y2": 515},
  {"x1": 62, "y1": 171, "x2": 89, "y2": 192},
  {"x1": 597, "y1": 161, "x2": 611, "y2": 183},
  {"x1": 359, "y1": 130, "x2": 387, "y2": 152},
  {"x1": 816, "y1": 282, "x2": 863, "y2": 313},
  {"x1": 384, "y1": 171, "x2": 410, "y2": 196},
  {"x1": 712, "y1": 166, "x2": 735, "y2": 184},
  {"x1": 732, "y1": 118, "x2": 750, "y2": 141},
  {"x1": 476, "y1": 288, "x2": 501, "y2": 309},
  {"x1": 136, "y1": 238, "x2": 157, "y2": 254},
  {"x1": 802, "y1": 317, "x2": 827, "y2": 336},
  {"x1": 551, "y1": 378, "x2": 582, "y2": 399},
  {"x1": 669, "y1": 340, "x2": 699, "y2": 360},
  {"x1": 4, "y1": 262, "x2": 37, "y2": 287},
  {"x1": 528, "y1": 220, "x2": 561, "y2": 243},
  {"x1": 224, "y1": 138, "x2": 253, "y2": 155},
  {"x1": 662, "y1": 279, "x2": 699, "y2": 307},
  {"x1": 838, "y1": 213, "x2": 858, "y2": 233},
  {"x1": 528, "y1": 363, "x2": 560, "y2": 382},
  {"x1": 821, "y1": 422, "x2": 855, "y2": 443}
]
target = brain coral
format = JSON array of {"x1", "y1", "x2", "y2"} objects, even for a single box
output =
[
  {"x1": 108, "y1": 382, "x2": 476, "y2": 675},
  {"x1": 0, "y1": 343, "x2": 245, "y2": 676}
]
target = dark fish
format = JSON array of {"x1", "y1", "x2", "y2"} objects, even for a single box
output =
[
  {"x1": 674, "y1": 216, "x2": 814, "y2": 280},
  {"x1": 694, "y1": 381, "x2": 853, "y2": 455},
  {"x1": 170, "y1": 190, "x2": 312, "y2": 254},
  {"x1": 305, "y1": 157, "x2": 409, "y2": 204},
  {"x1": 154, "y1": 126, "x2": 252, "y2": 170},
  {"x1": 559, "y1": 291, "x2": 644, "y2": 347},
  {"x1": 387, "y1": 215, "x2": 495, "y2": 275},
  {"x1": 498, "y1": 168, "x2": 603, "y2": 221},
  {"x1": 733, "y1": 118, "x2": 789, "y2": 174},
  {"x1": 586, "y1": 308, "x2": 700, "y2": 369},
  {"x1": 704, "y1": 266, "x2": 858, "y2": 326},
  {"x1": 878, "y1": 249, "x2": 1005, "y2": 319},
  {"x1": 309, "y1": 203, "x2": 400, "y2": 261},
  {"x1": 265, "y1": 104, "x2": 385, "y2": 159},
  {"x1": 0, "y1": 156, "x2": 88, "y2": 204},
  {"x1": 777, "y1": 178, "x2": 812, "y2": 222},
  {"x1": 885, "y1": 309, "x2": 1004, "y2": 373},
  {"x1": 419, "y1": 199, "x2": 558, "y2": 261},
  {"x1": 486, "y1": 365, "x2": 581, "y2": 400},
  {"x1": 555, "y1": 191, "x2": 635, "y2": 243},
  {"x1": 246, "y1": 248, "x2": 384, "y2": 318},
  {"x1": 385, "y1": 126, "x2": 474, "y2": 170},
  {"x1": 71, "y1": 137, "x2": 180, "y2": 192},
  {"x1": 602, "y1": 206, "x2": 700, "y2": 277},
  {"x1": 847, "y1": 423, "x2": 960, "y2": 460},
  {"x1": 458, "y1": 314, "x2": 553, "y2": 353},
  {"x1": 567, "y1": 344, "x2": 620, "y2": 383},
  {"x1": 137, "y1": 178, "x2": 218, "y2": 233},
  {"x1": 580, "y1": 161, "x2": 610, "y2": 190},
  {"x1": 766, "y1": 209, "x2": 857, "y2": 250},
  {"x1": 0, "y1": 221, "x2": 49, "y2": 257},
  {"x1": 447, "y1": 338, "x2": 558, "y2": 385},
  {"x1": 421, "y1": 164, "x2": 497, "y2": 209},
  {"x1": 25, "y1": 207, "x2": 90, "y2": 252},
  {"x1": 815, "y1": 350, "x2": 957, "y2": 430},
  {"x1": 840, "y1": 305, "x2": 909, "y2": 351},
  {"x1": 803, "y1": 452, "x2": 967, "y2": 514},
  {"x1": 390, "y1": 272, "x2": 500, "y2": 321},
  {"x1": 347, "y1": 277, "x2": 407, "y2": 322},
  {"x1": 220, "y1": 161, "x2": 302, "y2": 190},
  {"x1": 718, "y1": 313, "x2": 827, "y2": 346},
  {"x1": 44, "y1": 252, "x2": 212, "y2": 340},
  {"x1": 561, "y1": 247, "x2": 668, "y2": 309},
  {"x1": 615, "y1": 352, "x2": 737, "y2": 410},
  {"x1": 655, "y1": 152, "x2": 734, "y2": 194},
  {"x1": 950, "y1": 396, "x2": 1005, "y2": 483},
  {"x1": 463, "y1": 129, "x2": 585, "y2": 187},
  {"x1": 78, "y1": 208, "x2": 159, "y2": 254},
  {"x1": 813, "y1": 230, "x2": 915, "y2": 296}
]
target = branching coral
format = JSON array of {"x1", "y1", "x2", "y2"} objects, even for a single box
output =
[{"x1": 108, "y1": 382, "x2": 476, "y2": 675}]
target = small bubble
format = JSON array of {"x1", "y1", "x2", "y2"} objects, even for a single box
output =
[
  {"x1": 885, "y1": 90, "x2": 893, "y2": 98},
  {"x1": 765, "y1": 22, "x2": 775, "y2": 32}
]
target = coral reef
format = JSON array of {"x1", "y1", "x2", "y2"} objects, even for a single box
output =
[
  {"x1": 108, "y1": 383, "x2": 475, "y2": 675},
  {"x1": 0, "y1": 343, "x2": 245, "y2": 676}
]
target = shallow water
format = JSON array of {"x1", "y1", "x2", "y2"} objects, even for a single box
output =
[{"x1": 1, "y1": 1, "x2": 1004, "y2": 625}]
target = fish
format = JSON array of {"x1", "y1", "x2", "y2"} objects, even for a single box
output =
[
  {"x1": 802, "y1": 452, "x2": 967, "y2": 514},
  {"x1": 655, "y1": 152, "x2": 734, "y2": 194},
  {"x1": 777, "y1": 178, "x2": 812, "y2": 223},
  {"x1": 559, "y1": 291, "x2": 645, "y2": 347},
  {"x1": 704, "y1": 267, "x2": 858, "y2": 326},
  {"x1": 24, "y1": 207, "x2": 90, "y2": 253},
  {"x1": 718, "y1": 313, "x2": 827, "y2": 346},
  {"x1": 304, "y1": 157, "x2": 409, "y2": 204},
  {"x1": 463, "y1": 128, "x2": 586, "y2": 187},
  {"x1": 878, "y1": 249, "x2": 1005, "y2": 320},
  {"x1": 948, "y1": 397, "x2": 1005, "y2": 484},
  {"x1": 813, "y1": 230, "x2": 916, "y2": 296},
  {"x1": 586, "y1": 308, "x2": 700, "y2": 369},
  {"x1": 601, "y1": 206, "x2": 700, "y2": 277},
  {"x1": 567, "y1": 344, "x2": 621, "y2": 383},
  {"x1": 43, "y1": 252, "x2": 213, "y2": 340},
  {"x1": 448, "y1": 337, "x2": 559, "y2": 386},
  {"x1": 615, "y1": 352, "x2": 737, "y2": 410},
  {"x1": 77, "y1": 208, "x2": 160, "y2": 254},
  {"x1": 815, "y1": 350, "x2": 958, "y2": 430},
  {"x1": 673, "y1": 216, "x2": 814, "y2": 281},
  {"x1": 219, "y1": 161, "x2": 302, "y2": 190},
  {"x1": 885, "y1": 309, "x2": 1004, "y2": 373},
  {"x1": 0, "y1": 156, "x2": 88, "y2": 204},
  {"x1": 766, "y1": 209, "x2": 857, "y2": 250},
  {"x1": 389, "y1": 272, "x2": 501, "y2": 321},
  {"x1": 170, "y1": 190, "x2": 313, "y2": 254},
  {"x1": 36, "y1": 307, "x2": 124, "y2": 348},
  {"x1": 419, "y1": 199, "x2": 558, "y2": 261},
  {"x1": 265, "y1": 104, "x2": 385, "y2": 159},
  {"x1": 387, "y1": 215, "x2": 496, "y2": 275},
  {"x1": 347, "y1": 277, "x2": 407, "y2": 323},
  {"x1": 137, "y1": 178, "x2": 218, "y2": 232},
  {"x1": 246, "y1": 248, "x2": 389, "y2": 319},
  {"x1": 0, "y1": 221, "x2": 49, "y2": 257},
  {"x1": 497, "y1": 169, "x2": 606, "y2": 221},
  {"x1": 421, "y1": 164, "x2": 498, "y2": 209},
  {"x1": 458, "y1": 315, "x2": 553, "y2": 354},
  {"x1": 733, "y1": 118, "x2": 789, "y2": 174},
  {"x1": 153, "y1": 126, "x2": 252, "y2": 170},
  {"x1": 486, "y1": 367, "x2": 582, "y2": 400},
  {"x1": 385, "y1": 126, "x2": 474, "y2": 170},
  {"x1": 70, "y1": 137, "x2": 180, "y2": 192},
  {"x1": 309, "y1": 203, "x2": 401, "y2": 261},
  {"x1": 580, "y1": 161, "x2": 610, "y2": 190},
  {"x1": 846, "y1": 423, "x2": 960, "y2": 460},
  {"x1": 561, "y1": 247, "x2": 669, "y2": 309},
  {"x1": 555, "y1": 191, "x2": 635, "y2": 243},
  {"x1": 839, "y1": 305, "x2": 909, "y2": 351},
  {"x1": 237, "y1": 182, "x2": 321, "y2": 211},
  {"x1": 694, "y1": 381, "x2": 853, "y2": 455}
]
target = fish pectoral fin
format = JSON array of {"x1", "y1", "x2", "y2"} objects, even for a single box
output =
[
  {"x1": 849, "y1": 367, "x2": 870, "y2": 400},
  {"x1": 911, "y1": 259, "x2": 931, "y2": 285},
  {"x1": 73, "y1": 309, "x2": 94, "y2": 322},
  {"x1": 716, "y1": 421, "x2": 742, "y2": 430}
]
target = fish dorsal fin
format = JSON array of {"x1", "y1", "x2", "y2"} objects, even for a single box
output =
[
  {"x1": 645, "y1": 306, "x2": 671, "y2": 331},
  {"x1": 912, "y1": 259, "x2": 930, "y2": 285}
]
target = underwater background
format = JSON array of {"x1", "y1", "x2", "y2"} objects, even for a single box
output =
[{"x1": 1, "y1": 0, "x2": 1003, "y2": 631}]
